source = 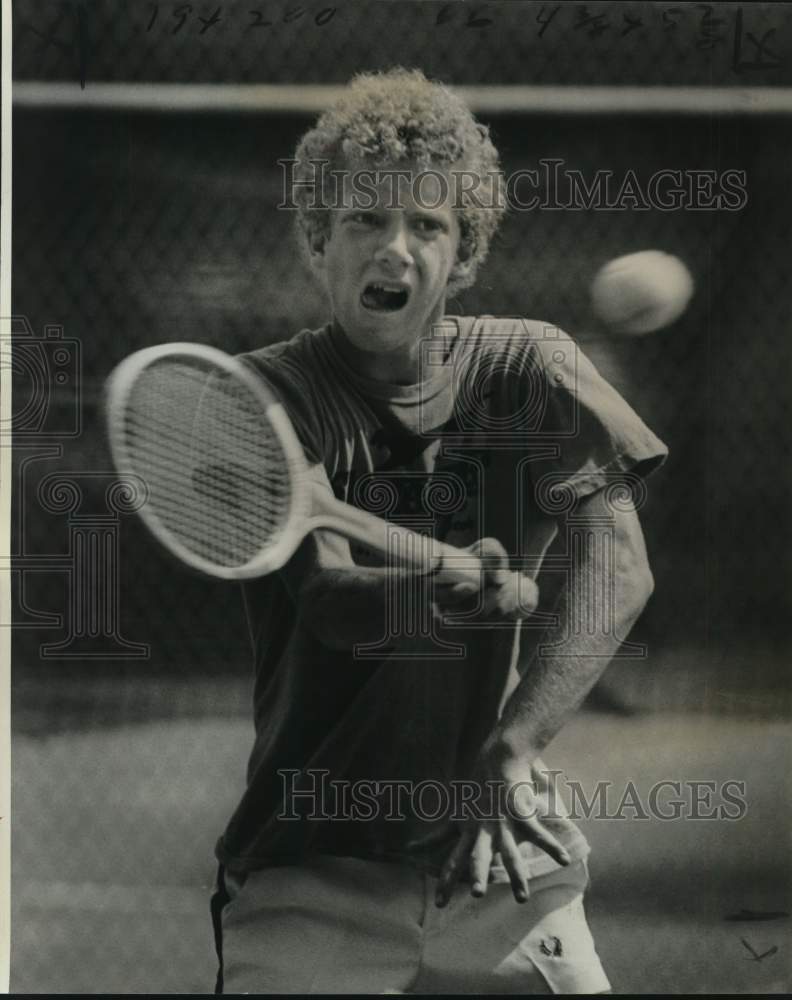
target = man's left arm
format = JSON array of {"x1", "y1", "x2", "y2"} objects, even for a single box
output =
[
  {"x1": 495, "y1": 484, "x2": 653, "y2": 761},
  {"x1": 435, "y1": 484, "x2": 655, "y2": 906}
]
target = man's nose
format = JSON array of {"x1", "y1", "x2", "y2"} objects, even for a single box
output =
[{"x1": 374, "y1": 221, "x2": 413, "y2": 270}]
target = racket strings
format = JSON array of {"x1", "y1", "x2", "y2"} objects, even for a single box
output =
[
  {"x1": 125, "y1": 412, "x2": 289, "y2": 510},
  {"x1": 127, "y1": 439, "x2": 286, "y2": 529},
  {"x1": 121, "y1": 360, "x2": 294, "y2": 568}
]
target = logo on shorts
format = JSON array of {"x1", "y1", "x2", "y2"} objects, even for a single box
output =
[{"x1": 539, "y1": 936, "x2": 564, "y2": 958}]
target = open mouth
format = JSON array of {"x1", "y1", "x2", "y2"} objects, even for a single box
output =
[{"x1": 360, "y1": 282, "x2": 410, "y2": 313}]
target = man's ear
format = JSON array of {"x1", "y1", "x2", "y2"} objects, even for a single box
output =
[{"x1": 449, "y1": 250, "x2": 474, "y2": 285}]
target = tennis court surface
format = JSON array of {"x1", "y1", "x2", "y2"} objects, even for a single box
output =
[{"x1": 10, "y1": 672, "x2": 791, "y2": 994}]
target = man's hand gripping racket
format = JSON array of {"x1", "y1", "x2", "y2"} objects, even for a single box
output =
[{"x1": 104, "y1": 343, "x2": 539, "y2": 612}]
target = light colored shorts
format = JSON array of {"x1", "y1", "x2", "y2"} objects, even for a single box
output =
[{"x1": 213, "y1": 854, "x2": 611, "y2": 994}]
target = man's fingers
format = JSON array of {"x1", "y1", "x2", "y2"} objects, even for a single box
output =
[
  {"x1": 436, "y1": 828, "x2": 474, "y2": 908},
  {"x1": 434, "y1": 588, "x2": 481, "y2": 620},
  {"x1": 479, "y1": 569, "x2": 513, "y2": 616},
  {"x1": 469, "y1": 825, "x2": 494, "y2": 898},
  {"x1": 499, "y1": 825, "x2": 530, "y2": 903},
  {"x1": 434, "y1": 581, "x2": 480, "y2": 605},
  {"x1": 516, "y1": 815, "x2": 571, "y2": 868},
  {"x1": 514, "y1": 574, "x2": 540, "y2": 615},
  {"x1": 467, "y1": 537, "x2": 509, "y2": 572},
  {"x1": 508, "y1": 782, "x2": 571, "y2": 866},
  {"x1": 479, "y1": 571, "x2": 539, "y2": 618}
]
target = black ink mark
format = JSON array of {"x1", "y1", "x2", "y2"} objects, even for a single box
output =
[
  {"x1": 621, "y1": 12, "x2": 643, "y2": 37},
  {"x1": 573, "y1": 6, "x2": 610, "y2": 38},
  {"x1": 740, "y1": 938, "x2": 778, "y2": 962},
  {"x1": 662, "y1": 7, "x2": 683, "y2": 32},
  {"x1": 172, "y1": 3, "x2": 193, "y2": 34},
  {"x1": 696, "y1": 3, "x2": 726, "y2": 50},
  {"x1": 248, "y1": 10, "x2": 273, "y2": 28},
  {"x1": 76, "y1": 1, "x2": 87, "y2": 90},
  {"x1": 198, "y1": 6, "x2": 222, "y2": 33},
  {"x1": 146, "y1": 3, "x2": 159, "y2": 31},
  {"x1": 732, "y1": 7, "x2": 783, "y2": 73},
  {"x1": 536, "y1": 6, "x2": 560, "y2": 38},
  {"x1": 725, "y1": 909, "x2": 790, "y2": 922},
  {"x1": 434, "y1": 5, "x2": 492, "y2": 29},
  {"x1": 466, "y1": 8, "x2": 493, "y2": 29},
  {"x1": 247, "y1": 6, "x2": 333, "y2": 29}
]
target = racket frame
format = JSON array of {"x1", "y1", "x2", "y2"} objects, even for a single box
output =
[{"x1": 105, "y1": 342, "x2": 311, "y2": 580}]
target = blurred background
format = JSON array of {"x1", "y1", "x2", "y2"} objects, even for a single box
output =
[{"x1": 8, "y1": 0, "x2": 792, "y2": 993}]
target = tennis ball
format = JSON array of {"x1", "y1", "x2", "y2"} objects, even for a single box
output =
[{"x1": 590, "y1": 251, "x2": 694, "y2": 335}]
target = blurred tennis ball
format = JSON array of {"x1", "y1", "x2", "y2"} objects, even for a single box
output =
[{"x1": 590, "y1": 250, "x2": 694, "y2": 336}]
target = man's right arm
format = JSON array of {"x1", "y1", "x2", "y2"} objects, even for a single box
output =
[
  {"x1": 291, "y1": 530, "x2": 534, "y2": 653},
  {"x1": 279, "y1": 462, "x2": 529, "y2": 654}
]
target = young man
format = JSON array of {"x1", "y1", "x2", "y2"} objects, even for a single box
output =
[{"x1": 212, "y1": 68, "x2": 667, "y2": 994}]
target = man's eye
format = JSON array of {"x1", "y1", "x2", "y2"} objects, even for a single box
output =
[
  {"x1": 413, "y1": 217, "x2": 443, "y2": 235},
  {"x1": 349, "y1": 211, "x2": 379, "y2": 226}
]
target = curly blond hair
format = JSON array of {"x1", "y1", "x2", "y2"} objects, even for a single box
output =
[{"x1": 292, "y1": 68, "x2": 506, "y2": 292}]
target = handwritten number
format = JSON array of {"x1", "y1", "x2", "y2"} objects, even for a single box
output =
[
  {"x1": 314, "y1": 7, "x2": 335, "y2": 25},
  {"x1": 573, "y1": 7, "x2": 611, "y2": 37},
  {"x1": 283, "y1": 6, "x2": 305, "y2": 22},
  {"x1": 536, "y1": 5, "x2": 560, "y2": 38},
  {"x1": 621, "y1": 13, "x2": 643, "y2": 36},
  {"x1": 466, "y1": 8, "x2": 493, "y2": 28},
  {"x1": 172, "y1": 4, "x2": 192, "y2": 33},
  {"x1": 248, "y1": 9, "x2": 272, "y2": 27},
  {"x1": 733, "y1": 7, "x2": 784, "y2": 72},
  {"x1": 198, "y1": 6, "x2": 221, "y2": 32},
  {"x1": 146, "y1": 3, "x2": 159, "y2": 30},
  {"x1": 696, "y1": 4, "x2": 726, "y2": 49},
  {"x1": 435, "y1": 4, "x2": 454, "y2": 25}
]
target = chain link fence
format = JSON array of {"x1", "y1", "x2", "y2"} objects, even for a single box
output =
[
  {"x1": 8, "y1": 0, "x2": 792, "y2": 993},
  {"x1": 12, "y1": 108, "x2": 791, "y2": 703}
]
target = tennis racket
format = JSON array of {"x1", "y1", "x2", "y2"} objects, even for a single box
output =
[{"x1": 104, "y1": 342, "x2": 503, "y2": 590}]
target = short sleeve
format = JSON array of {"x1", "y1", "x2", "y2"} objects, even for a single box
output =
[{"x1": 528, "y1": 329, "x2": 668, "y2": 501}]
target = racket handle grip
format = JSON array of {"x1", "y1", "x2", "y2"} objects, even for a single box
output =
[
  {"x1": 311, "y1": 493, "x2": 483, "y2": 581},
  {"x1": 428, "y1": 543, "x2": 542, "y2": 618},
  {"x1": 310, "y1": 493, "x2": 483, "y2": 589},
  {"x1": 312, "y1": 497, "x2": 541, "y2": 612},
  {"x1": 422, "y1": 541, "x2": 482, "y2": 587}
]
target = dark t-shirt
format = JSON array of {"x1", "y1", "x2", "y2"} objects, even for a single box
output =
[{"x1": 216, "y1": 316, "x2": 668, "y2": 880}]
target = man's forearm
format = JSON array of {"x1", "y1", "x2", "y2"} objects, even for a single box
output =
[{"x1": 492, "y1": 497, "x2": 654, "y2": 762}]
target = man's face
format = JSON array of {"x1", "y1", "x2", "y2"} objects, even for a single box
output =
[{"x1": 311, "y1": 168, "x2": 467, "y2": 356}]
